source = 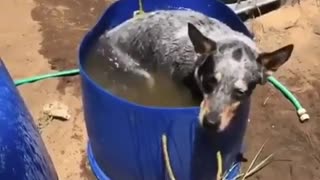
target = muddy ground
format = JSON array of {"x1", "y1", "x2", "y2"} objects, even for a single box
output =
[{"x1": 0, "y1": 0, "x2": 320, "y2": 179}]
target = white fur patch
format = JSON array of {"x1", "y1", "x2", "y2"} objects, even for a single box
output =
[
  {"x1": 174, "y1": 27, "x2": 188, "y2": 39},
  {"x1": 234, "y1": 80, "x2": 247, "y2": 92},
  {"x1": 215, "y1": 72, "x2": 222, "y2": 82},
  {"x1": 194, "y1": 66, "x2": 201, "y2": 84},
  {"x1": 198, "y1": 95, "x2": 209, "y2": 126},
  {"x1": 198, "y1": 100, "x2": 205, "y2": 126}
]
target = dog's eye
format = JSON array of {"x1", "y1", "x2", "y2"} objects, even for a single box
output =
[
  {"x1": 202, "y1": 76, "x2": 217, "y2": 93},
  {"x1": 233, "y1": 88, "x2": 246, "y2": 98}
]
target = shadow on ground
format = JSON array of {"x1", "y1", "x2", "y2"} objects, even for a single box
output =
[{"x1": 31, "y1": 0, "x2": 112, "y2": 96}]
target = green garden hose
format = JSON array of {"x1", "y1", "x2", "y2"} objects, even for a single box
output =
[
  {"x1": 14, "y1": 69, "x2": 80, "y2": 86},
  {"x1": 267, "y1": 76, "x2": 309, "y2": 122},
  {"x1": 13, "y1": 68, "x2": 309, "y2": 122}
]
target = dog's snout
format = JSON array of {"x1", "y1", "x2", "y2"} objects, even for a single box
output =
[{"x1": 203, "y1": 111, "x2": 221, "y2": 129}]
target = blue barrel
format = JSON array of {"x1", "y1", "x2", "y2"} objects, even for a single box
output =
[
  {"x1": 0, "y1": 60, "x2": 58, "y2": 180},
  {"x1": 79, "y1": 0, "x2": 252, "y2": 179}
]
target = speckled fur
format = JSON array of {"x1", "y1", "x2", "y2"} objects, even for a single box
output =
[
  {"x1": 97, "y1": 9, "x2": 293, "y2": 179},
  {"x1": 98, "y1": 9, "x2": 264, "y2": 112},
  {"x1": 97, "y1": 9, "x2": 293, "y2": 128},
  {"x1": 100, "y1": 10, "x2": 259, "y2": 82}
]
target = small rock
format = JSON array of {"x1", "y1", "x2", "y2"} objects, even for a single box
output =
[{"x1": 42, "y1": 101, "x2": 71, "y2": 121}]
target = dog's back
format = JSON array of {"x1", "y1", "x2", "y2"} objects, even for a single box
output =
[{"x1": 99, "y1": 10, "x2": 256, "y2": 81}]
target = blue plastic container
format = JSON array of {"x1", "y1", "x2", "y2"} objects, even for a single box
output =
[
  {"x1": 79, "y1": 0, "x2": 252, "y2": 179},
  {"x1": 0, "y1": 59, "x2": 58, "y2": 180}
]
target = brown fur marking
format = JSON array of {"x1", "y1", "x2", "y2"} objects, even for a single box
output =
[{"x1": 219, "y1": 101, "x2": 240, "y2": 131}]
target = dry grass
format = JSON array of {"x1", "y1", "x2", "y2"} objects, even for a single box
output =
[
  {"x1": 138, "y1": 1, "x2": 274, "y2": 179},
  {"x1": 162, "y1": 134, "x2": 274, "y2": 180}
]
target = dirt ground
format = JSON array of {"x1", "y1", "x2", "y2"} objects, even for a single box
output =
[{"x1": 0, "y1": 0, "x2": 320, "y2": 179}]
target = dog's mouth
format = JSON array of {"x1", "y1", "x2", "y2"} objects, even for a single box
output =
[
  {"x1": 202, "y1": 116, "x2": 221, "y2": 131},
  {"x1": 199, "y1": 99, "x2": 220, "y2": 130},
  {"x1": 199, "y1": 96, "x2": 241, "y2": 132}
]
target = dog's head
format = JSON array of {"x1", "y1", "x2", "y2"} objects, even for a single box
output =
[{"x1": 188, "y1": 23, "x2": 294, "y2": 131}]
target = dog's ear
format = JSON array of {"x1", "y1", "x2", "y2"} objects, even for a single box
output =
[
  {"x1": 257, "y1": 44, "x2": 294, "y2": 75},
  {"x1": 188, "y1": 23, "x2": 217, "y2": 54},
  {"x1": 194, "y1": 55, "x2": 216, "y2": 93}
]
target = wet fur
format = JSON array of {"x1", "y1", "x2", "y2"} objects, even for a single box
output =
[
  {"x1": 98, "y1": 10, "x2": 260, "y2": 100},
  {"x1": 96, "y1": 9, "x2": 293, "y2": 179},
  {"x1": 96, "y1": 10, "x2": 256, "y2": 177}
]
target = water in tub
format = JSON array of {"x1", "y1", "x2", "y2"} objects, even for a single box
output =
[{"x1": 85, "y1": 40, "x2": 198, "y2": 107}]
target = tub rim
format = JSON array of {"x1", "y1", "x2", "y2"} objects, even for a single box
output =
[{"x1": 78, "y1": 0, "x2": 252, "y2": 112}]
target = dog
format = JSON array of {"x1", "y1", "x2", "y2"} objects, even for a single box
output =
[
  {"x1": 99, "y1": 9, "x2": 293, "y2": 131},
  {"x1": 96, "y1": 9, "x2": 293, "y2": 179}
]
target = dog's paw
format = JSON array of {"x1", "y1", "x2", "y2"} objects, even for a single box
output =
[{"x1": 134, "y1": 68, "x2": 155, "y2": 89}]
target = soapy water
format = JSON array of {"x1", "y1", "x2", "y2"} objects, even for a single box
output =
[{"x1": 84, "y1": 41, "x2": 199, "y2": 107}]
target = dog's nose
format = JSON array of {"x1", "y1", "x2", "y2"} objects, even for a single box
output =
[{"x1": 202, "y1": 111, "x2": 220, "y2": 129}]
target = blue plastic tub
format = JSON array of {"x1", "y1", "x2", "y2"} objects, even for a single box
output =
[
  {"x1": 0, "y1": 59, "x2": 58, "y2": 180},
  {"x1": 79, "y1": 0, "x2": 252, "y2": 179}
]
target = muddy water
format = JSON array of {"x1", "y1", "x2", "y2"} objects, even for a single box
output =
[{"x1": 84, "y1": 42, "x2": 198, "y2": 107}]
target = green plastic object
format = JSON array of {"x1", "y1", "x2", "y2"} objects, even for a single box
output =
[
  {"x1": 267, "y1": 76, "x2": 309, "y2": 122},
  {"x1": 14, "y1": 69, "x2": 80, "y2": 86},
  {"x1": 267, "y1": 76, "x2": 302, "y2": 110}
]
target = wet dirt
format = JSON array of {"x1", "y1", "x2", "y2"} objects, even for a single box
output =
[
  {"x1": 31, "y1": 0, "x2": 112, "y2": 96},
  {"x1": 0, "y1": 0, "x2": 319, "y2": 179}
]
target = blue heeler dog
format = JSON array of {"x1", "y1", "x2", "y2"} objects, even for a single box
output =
[{"x1": 98, "y1": 9, "x2": 293, "y2": 177}]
